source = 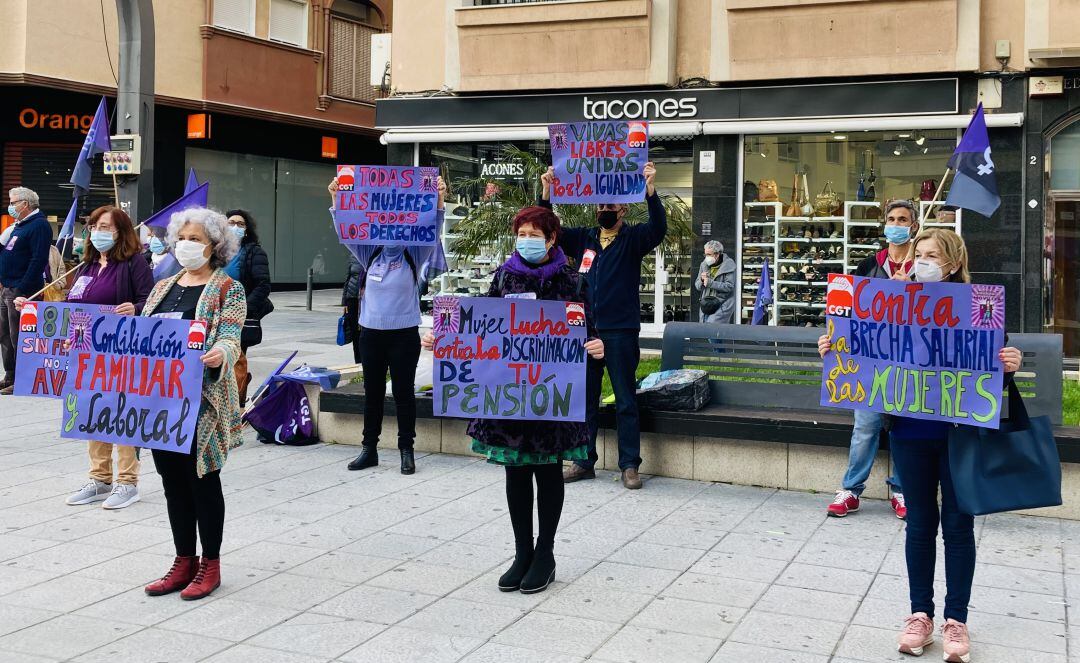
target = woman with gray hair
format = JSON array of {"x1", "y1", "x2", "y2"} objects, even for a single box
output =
[
  {"x1": 695, "y1": 240, "x2": 736, "y2": 323},
  {"x1": 141, "y1": 207, "x2": 246, "y2": 601}
]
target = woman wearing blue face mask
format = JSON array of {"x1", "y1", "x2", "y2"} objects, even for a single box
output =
[
  {"x1": 223, "y1": 210, "x2": 272, "y2": 406},
  {"x1": 146, "y1": 232, "x2": 182, "y2": 281}
]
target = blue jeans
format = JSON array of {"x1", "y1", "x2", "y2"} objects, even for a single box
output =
[
  {"x1": 890, "y1": 433, "x2": 976, "y2": 623},
  {"x1": 580, "y1": 329, "x2": 642, "y2": 471},
  {"x1": 842, "y1": 409, "x2": 901, "y2": 496}
]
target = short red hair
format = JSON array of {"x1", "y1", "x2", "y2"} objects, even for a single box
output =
[{"x1": 512, "y1": 206, "x2": 561, "y2": 242}]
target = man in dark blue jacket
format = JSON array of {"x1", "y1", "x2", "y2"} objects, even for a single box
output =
[
  {"x1": 539, "y1": 162, "x2": 664, "y2": 489},
  {"x1": 0, "y1": 187, "x2": 53, "y2": 393}
]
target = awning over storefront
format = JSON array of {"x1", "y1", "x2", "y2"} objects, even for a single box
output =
[
  {"x1": 380, "y1": 121, "x2": 702, "y2": 144},
  {"x1": 702, "y1": 113, "x2": 1024, "y2": 135}
]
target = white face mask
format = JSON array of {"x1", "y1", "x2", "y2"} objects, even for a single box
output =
[
  {"x1": 704, "y1": 256, "x2": 717, "y2": 266},
  {"x1": 175, "y1": 239, "x2": 210, "y2": 270},
  {"x1": 913, "y1": 259, "x2": 946, "y2": 283}
]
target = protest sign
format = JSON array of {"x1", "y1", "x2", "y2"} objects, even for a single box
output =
[
  {"x1": 333, "y1": 165, "x2": 440, "y2": 246},
  {"x1": 820, "y1": 274, "x2": 1006, "y2": 429},
  {"x1": 431, "y1": 296, "x2": 588, "y2": 422},
  {"x1": 13, "y1": 301, "x2": 115, "y2": 398},
  {"x1": 60, "y1": 312, "x2": 207, "y2": 453},
  {"x1": 549, "y1": 121, "x2": 648, "y2": 204}
]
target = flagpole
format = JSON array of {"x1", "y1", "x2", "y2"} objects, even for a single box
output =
[{"x1": 918, "y1": 168, "x2": 953, "y2": 225}]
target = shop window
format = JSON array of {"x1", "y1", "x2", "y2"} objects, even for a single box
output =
[
  {"x1": 269, "y1": 0, "x2": 309, "y2": 48},
  {"x1": 1045, "y1": 121, "x2": 1080, "y2": 360},
  {"x1": 740, "y1": 130, "x2": 960, "y2": 327},
  {"x1": 328, "y1": 15, "x2": 380, "y2": 103},
  {"x1": 213, "y1": 0, "x2": 255, "y2": 35}
]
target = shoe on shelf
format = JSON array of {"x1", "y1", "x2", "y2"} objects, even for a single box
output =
[
  {"x1": 897, "y1": 612, "x2": 934, "y2": 656},
  {"x1": 891, "y1": 492, "x2": 907, "y2": 520},
  {"x1": 563, "y1": 464, "x2": 595, "y2": 483},
  {"x1": 827, "y1": 489, "x2": 860, "y2": 517},
  {"x1": 145, "y1": 556, "x2": 199, "y2": 596},
  {"x1": 621, "y1": 467, "x2": 643, "y2": 490},
  {"x1": 180, "y1": 557, "x2": 221, "y2": 601},
  {"x1": 347, "y1": 446, "x2": 378, "y2": 471},
  {"x1": 941, "y1": 619, "x2": 971, "y2": 663},
  {"x1": 103, "y1": 483, "x2": 140, "y2": 510},
  {"x1": 66, "y1": 479, "x2": 112, "y2": 506},
  {"x1": 400, "y1": 448, "x2": 416, "y2": 475}
]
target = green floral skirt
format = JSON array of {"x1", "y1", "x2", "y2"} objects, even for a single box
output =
[{"x1": 471, "y1": 439, "x2": 589, "y2": 467}]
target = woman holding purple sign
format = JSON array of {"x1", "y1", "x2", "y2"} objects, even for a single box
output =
[
  {"x1": 819, "y1": 229, "x2": 1021, "y2": 663},
  {"x1": 422, "y1": 206, "x2": 605, "y2": 594},
  {"x1": 17, "y1": 205, "x2": 155, "y2": 511}
]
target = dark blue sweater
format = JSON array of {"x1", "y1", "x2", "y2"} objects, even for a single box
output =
[
  {"x1": 0, "y1": 211, "x2": 53, "y2": 294},
  {"x1": 539, "y1": 193, "x2": 667, "y2": 331}
]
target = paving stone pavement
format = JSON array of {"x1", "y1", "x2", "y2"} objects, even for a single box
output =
[{"x1": 0, "y1": 291, "x2": 1076, "y2": 662}]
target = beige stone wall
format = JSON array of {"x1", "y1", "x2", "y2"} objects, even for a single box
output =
[
  {"x1": 1049, "y1": 0, "x2": 1080, "y2": 48},
  {"x1": 980, "y1": 0, "x2": 1024, "y2": 72},
  {"x1": 676, "y1": 0, "x2": 709, "y2": 81},
  {"x1": 391, "y1": 0, "x2": 448, "y2": 93},
  {"x1": 0, "y1": 0, "x2": 28, "y2": 74}
]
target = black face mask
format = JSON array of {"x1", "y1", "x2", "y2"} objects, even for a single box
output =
[{"x1": 597, "y1": 210, "x2": 619, "y2": 229}]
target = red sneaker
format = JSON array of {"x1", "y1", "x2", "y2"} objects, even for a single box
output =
[
  {"x1": 180, "y1": 557, "x2": 221, "y2": 601},
  {"x1": 827, "y1": 490, "x2": 860, "y2": 517},
  {"x1": 145, "y1": 556, "x2": 198, "y2": 596},
  {"x1": 891, "y1": 493, "x2": 907, "y2": 520}
]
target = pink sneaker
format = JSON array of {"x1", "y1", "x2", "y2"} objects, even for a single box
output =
[
  {"x1": 828, "y1": 490, "x2": 859, "y2": 517},
  {"x1": 891, "y1": 492, "x2": 907, "y2": 520},
  {"x1": 941, "y1": 619, "x2": 970, "y2": 662},
  {"x1": 897, "y1": 612, "x2": 934, "y2": 656}
]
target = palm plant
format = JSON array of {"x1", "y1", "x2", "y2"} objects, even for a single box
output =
[{"x1": 447, "y1": 145, "x2": 695, "y2": 263}]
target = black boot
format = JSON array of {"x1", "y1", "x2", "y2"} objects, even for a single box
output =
[
  {"x1": 347, "y1": 445, "x2": 378, "y2": 471},
  {"x1": 400, "y1": 449, "x2": 415, "y2": 475},
  {"x1": 498, "y1": 545, "x2": 534, "y2": 592},
  {"x1": 519, "y1": 544, "x2": 556, "y2": 594}
]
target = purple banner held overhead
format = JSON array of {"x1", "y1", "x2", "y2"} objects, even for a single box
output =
[
  {"x1": 333, "y1": 165, "x2": 439, "y2": 246},
  {"x1": 13, "y1": 301, "x2": 115, "y2": 398},
  {"x1": 548, "y1": 121, "x2": 648, "y2": 204},
  {"x1": 60, "y1": 313, "x2": 207, "y2": 454},
  {"x1": 431, "y1": 296, "x2": 588, "y2": 422},
  {"x1": 819, "y1": 274, "x2": 1006, "y2": 429}
]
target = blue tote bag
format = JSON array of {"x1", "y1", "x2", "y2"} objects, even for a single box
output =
[{"x1": 948, "y1": 380, "x2": 1062, "y2": 516}]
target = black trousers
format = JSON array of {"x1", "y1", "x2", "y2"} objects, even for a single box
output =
[
  {"x1": 153, "y1": 447, "x2": 225, "y2": 559},
  {"x1": 344, "y1": 297, "x2": 361, "y2": 364},
  {"x1": 360, "y1": 326, "x2": 421, "y2": 450}
]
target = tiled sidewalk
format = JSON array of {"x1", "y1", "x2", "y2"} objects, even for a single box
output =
[{"x1": 0, "y1": 402, "x2": 1075, "y2": 662}]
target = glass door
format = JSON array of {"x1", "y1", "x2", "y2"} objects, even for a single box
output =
[{"x1": 1045, "y1": 195, "x2": 1080, "y2": 359}]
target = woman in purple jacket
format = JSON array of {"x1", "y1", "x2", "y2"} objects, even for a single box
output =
[
  {"x1": 20, "y1": 206, "x2": 155, "y2": 510},
  {"x1": 424, "y1": 206, "x2": 604, "y2": 594}
]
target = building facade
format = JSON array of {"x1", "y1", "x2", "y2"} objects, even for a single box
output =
[
  {"x1": 0, "y1": 0, "x2": 390, "y2": 285},
  {"x1": 377, "y1": 0, "x2": 1080, "y2": 363}
]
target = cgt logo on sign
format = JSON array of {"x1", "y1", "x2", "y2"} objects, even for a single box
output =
[
  {"x1": 825, "y1": 274, "x2": 855, "y2": 317},
  {"x1": 20, "y1": 303, "x2": 38, "y2": 333},
  {"x1": 565, "y1": 302, "x2": 585, "y2": 327},
  {"x1": 584, "y1": 95, "x2": 697, "y2": 120}
]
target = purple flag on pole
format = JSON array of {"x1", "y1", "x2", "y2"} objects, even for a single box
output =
[
  {"x1": 142, "y1": 182, "x2": 209, "y2": 229},
  {"x1": 751, "y1": 259, "x2": 772, "y2": 325},
  {"x1": 56, "y1": 198, "x2": 78, "y2": 248},
  {"x1": 945, "y1": 103, "x2": 1001, "y2": 218},
  {"x1": 70, "y1": 97, "x2": 111, "y2": 197},
  {"x1": 183, "y1": 168, "x2": 199, "y2": 196}
]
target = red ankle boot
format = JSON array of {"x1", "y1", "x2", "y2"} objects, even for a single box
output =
[
  {"x1": 180, "y1": 557, "x2": 221, "y2": 601},
  {"x1": 145, "y1": 556, "x2": 199, "y2": 596}
]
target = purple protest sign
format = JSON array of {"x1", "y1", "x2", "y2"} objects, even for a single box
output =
[
  {"x1": 333, "y1": 164, "x2": 439, "y2": 246},
  {"x1": 431, "y1": 296, "x2": 588, "y2": 422},
  {"x1": 820, "y1": 274, "x2": 1006, "y2": 429},
  {"x1": 13, "y1": 301, "x2": 115, "y2": 398},
  {"x1": 60, "y1": 313, "x2": 206, "y2": 453},
  {"x1": 548, "y1": 121, "x2": 648, "y2": 204}
]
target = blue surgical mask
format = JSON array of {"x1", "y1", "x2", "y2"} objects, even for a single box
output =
[
  {"x1": 149, "y1": 236, "x2": 166, "y2": 255},
  {"x1": 883, "y1": 225, "x2": 911, "y2": 245},
  {"x1": 230, "y1": 226, "x2": 246, "y2": 241},
  {"x1": 516, "y1": 237, "x2": 549, "y2": 263},
  {"x1": 90, "y1": 230, "x2": 116, "y2": 253},
  {"x1": 7, "y1": 204, "x2": 18, "y2": 218}
]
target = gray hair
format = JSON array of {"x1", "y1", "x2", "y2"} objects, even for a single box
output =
[
  {"x1": 883, "y1": 199, "x2": 917, "y2": 223},
  {"x1": 704, "y1": 240, "x2": 723, "y2": 255},
  {"x1": 165, "y1": 207, "x2": 239, "y2": 270},
  {"x1": 8, "y1": 187, "x2": 39, "y2": 209}
]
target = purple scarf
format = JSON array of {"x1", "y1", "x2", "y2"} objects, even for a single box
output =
[{"x1": 502, "y1": 246, "x2": 567, "y2": 280}]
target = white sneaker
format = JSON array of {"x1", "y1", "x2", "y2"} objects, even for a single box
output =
[
  {"x1": 67, "y1": 479, "x2": 112, "y2": 505},
  {"x1": 102, "y1": 483, "x2": 140, "y2": 510}
]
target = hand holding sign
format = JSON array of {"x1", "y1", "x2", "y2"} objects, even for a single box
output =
[{"x1": 201, "y1": 346, "x2": 225, "y2": 368}]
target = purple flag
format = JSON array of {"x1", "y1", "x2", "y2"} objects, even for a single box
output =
[
  {"x1": 751, "y1": 259, "x2": 772, "y2": 325},
  {"x1": 56, "y1": 199, "x2": 78, "y2": 249},
  {"x1": 431, "y1": 296, "x2": 588, "y2": 422},
  {"x1": 819, "y1": 273, "x2": 1005, "y2": 429},
  {"x1": 142, "y1": 182, "x2": 209, "y2": 229},
  {"x1": 549, "y1": 121, "x2": 648, "y2": 204},
  {"x1": 183, "y1": 168, "x2": 199, "y2": 195},
  {"x1": 244, "y1": 380, "x2": 315, "y2": 444},
  {"x1": 70, "y1": 97, "x2": 111, "y2": 197},
  {"x1": 945, "y1": 103, "x2": 1001, "y2": 218}
]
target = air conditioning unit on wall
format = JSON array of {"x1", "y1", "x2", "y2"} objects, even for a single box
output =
[{"x1": 371, "y1": 33, "x2": 391, "y2": 91}]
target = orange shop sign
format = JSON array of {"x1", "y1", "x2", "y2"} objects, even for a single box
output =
[{"x1": 18, "y1": 107, "x2": 94, "y2": 133}]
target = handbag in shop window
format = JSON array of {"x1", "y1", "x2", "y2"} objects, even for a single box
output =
[{"x1": 813, "y1": 181, "x2": 840, "y2": 216}]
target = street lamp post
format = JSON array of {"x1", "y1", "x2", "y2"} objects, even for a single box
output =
[{"x1": 114, "y1": 0, "x2": 155, "y2": 224}]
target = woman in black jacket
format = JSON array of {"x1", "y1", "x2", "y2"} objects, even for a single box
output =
[
  {"x1": 224, "y1": 209, "x2": 273, "y2": 406},
  {"x1": 341, "y1": 252, "x2": 362, "y2": 364}
]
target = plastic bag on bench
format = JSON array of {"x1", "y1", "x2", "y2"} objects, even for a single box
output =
[{"x1": 637, "y1": 369, "x2": 711, "y2": 412}]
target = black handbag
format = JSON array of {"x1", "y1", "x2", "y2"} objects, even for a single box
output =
[
  {"x1": 947, "y1": 380, "x2": 1062, "y2": 516},
  {"x1": 700, "y1": 292, "x2": 722, "y2": 316}
]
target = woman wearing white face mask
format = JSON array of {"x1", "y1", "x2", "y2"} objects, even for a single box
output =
[
  {"x1": 819, "y1": 228, "x2": 1022, "y2": 663},
  {"x1": 141, "y1": 207, "x2": 245, "y2": 602},
  {"x1": 222, "y1": 209, "x2": 272, "y2": 406}
]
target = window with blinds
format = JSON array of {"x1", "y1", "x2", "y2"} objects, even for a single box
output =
[
  {"x1": 328, "y1": 16, "x2": 379, "y2": 104},
  {"x1": 212, "y1": 0, "x2": 255, "y2": 34},
  {"x1": 269, "y1": 0, "x2": 309, "y2": 48}
]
